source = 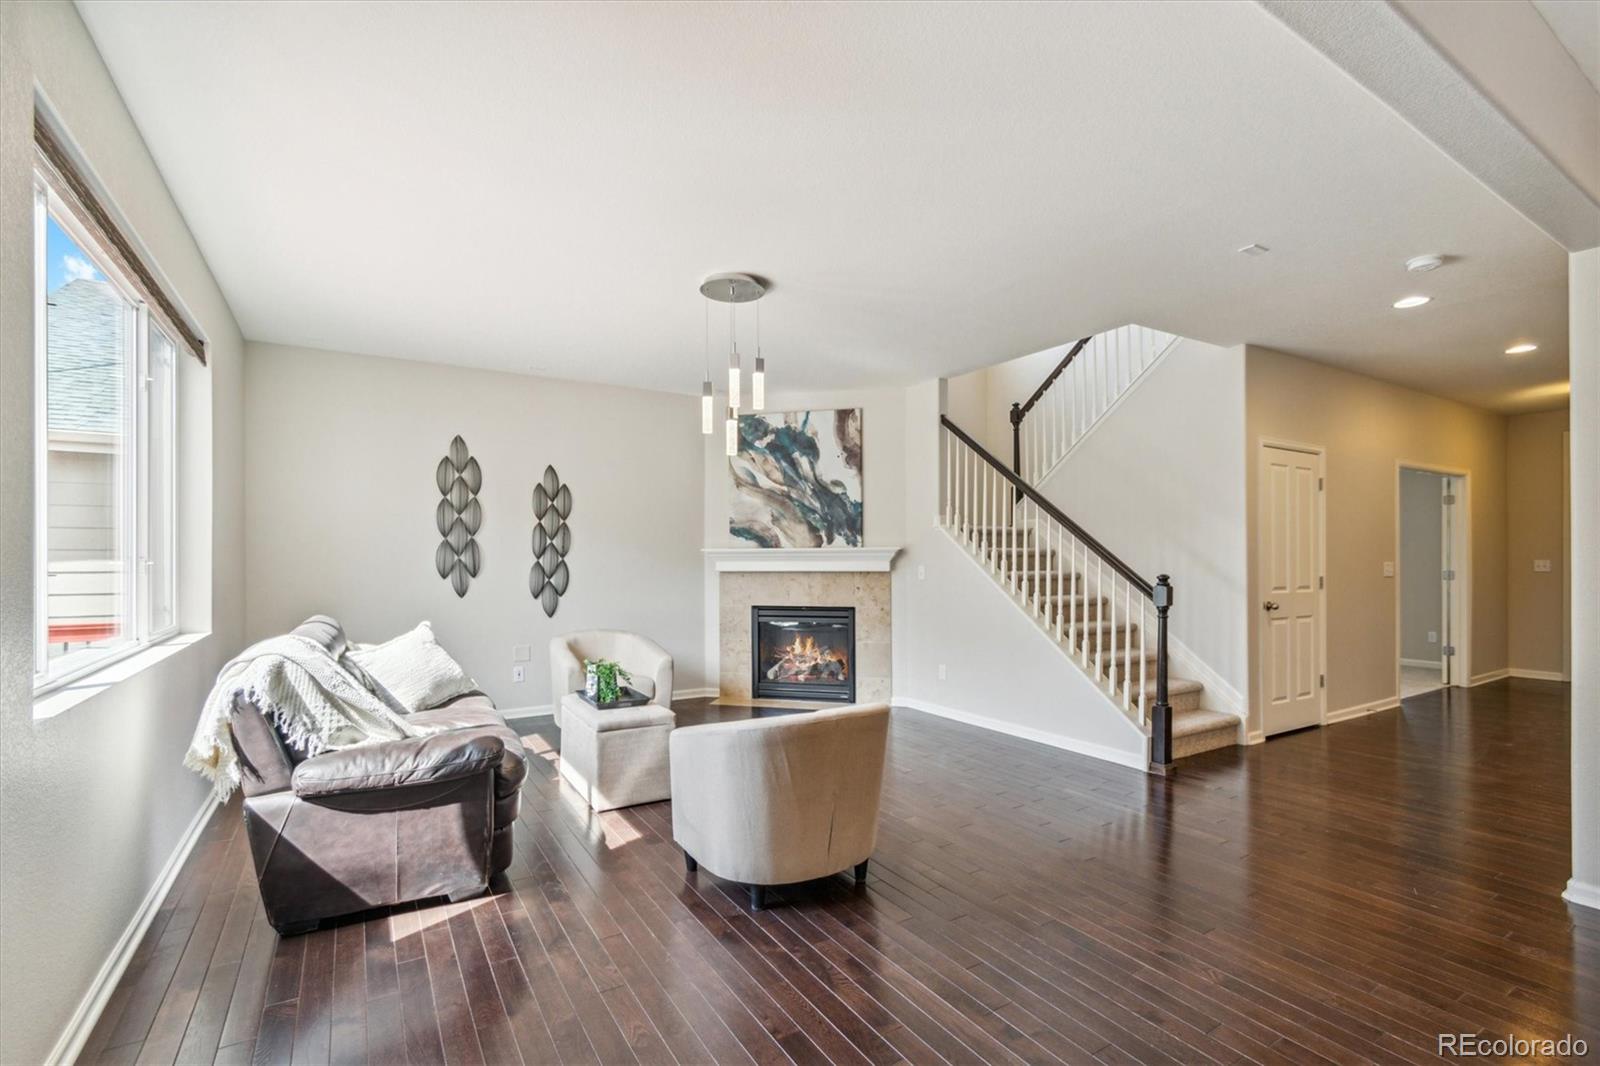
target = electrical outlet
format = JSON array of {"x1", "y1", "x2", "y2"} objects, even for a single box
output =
[
  {"x1": 1382, "y1": 561, "x2": 1395, "y2": 578},
  {"x1": 513, "y1": 644, "x2": 532, "y2": 662},
  {"x1": 512, "y1": 665, "x2": 526, "y2": 683},
  {"x1": 1533, "y1": 559, "x2": 1552, "y2": 573},
  {"x1": 1428, "y1": 631, "x2": 1438, "y2": 644},
  {"x1": 917, "y1": 564, "x2": 926, "y2": 580},
  {"x1": 937, "y1": 663, "x2": 947, "y2": 681}
]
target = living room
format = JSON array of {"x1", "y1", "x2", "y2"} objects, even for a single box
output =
[{"x1": 3, "y1": 2, "x2": 1598, "y2": 1064}]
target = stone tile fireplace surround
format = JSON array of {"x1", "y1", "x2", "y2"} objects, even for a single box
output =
[{"x1": 705, "y1": 549, "x2": 897, "y2": 704}]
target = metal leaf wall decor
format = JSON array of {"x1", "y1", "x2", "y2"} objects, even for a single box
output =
[
  {"x1": 529, "y1": 465, "x2": 571, "y2": 617},
  {"x1": 434, "y1": 435, "x2": 482, "y2": 597}
]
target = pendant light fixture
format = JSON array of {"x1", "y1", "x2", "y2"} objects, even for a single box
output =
[
  {"x1": 752, "y1": 299, "x2": 766, "y2": 411},
  {"x1": 697, "y1": 273, "x2": 769, "y2": 452},
  {"x1": 700, "y1": 301, "x2": 713, "y2": 434},
  {"x1": 727, "y1": 282, "x2": 741, "y2": 409}
]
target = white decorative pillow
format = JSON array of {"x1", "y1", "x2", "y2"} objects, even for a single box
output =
[{"x1": 347, "y1": 622, "x2": 478, "y2": 712}]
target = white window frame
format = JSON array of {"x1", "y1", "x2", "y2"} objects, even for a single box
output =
[{"x1": 32, "y1": 174, "x2": 180, "y2": 695}]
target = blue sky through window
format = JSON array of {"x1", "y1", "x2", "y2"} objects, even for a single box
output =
[{"x1": 46, "y1": 215, "x2": 105, "y2": 293}]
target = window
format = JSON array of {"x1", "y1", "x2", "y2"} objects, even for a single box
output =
[{"x1": 33, "y1": 177, "x2": 179, "y2": 690}]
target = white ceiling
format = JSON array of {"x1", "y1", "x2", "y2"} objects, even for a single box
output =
[
  {"x1": 1534, "y1": 0, "x2": 1600, "y2": 94},
  {"x1": 77, "y1": 0, "x2": 1570, "y2": 412}
]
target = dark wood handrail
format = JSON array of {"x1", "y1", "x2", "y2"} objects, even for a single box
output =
[
  {"x1": 1016, "y1": 335, "x2": 1092, "y2": 419},
  {"x1": 941, "y1": 415, "x2": 1154, "y2": 599}
]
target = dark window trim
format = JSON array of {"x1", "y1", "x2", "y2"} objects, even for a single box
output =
[{"x1": 34, "y1": 112, "x2": 208, "y2": 364}]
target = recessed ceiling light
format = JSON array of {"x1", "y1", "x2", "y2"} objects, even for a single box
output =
[
  {"x1": 1238, "y1": 243, "x2": 1269, "y2": 257},
  {"x1": 1505, "y1": 343, "x2": 1538, "y2": 355},
  {"x1": 1393, "y1": 295, "x2": 1431, "y2": 309},
  {"x1": 1406, "y1": 254, "x2": 1444, "y2": 272}
]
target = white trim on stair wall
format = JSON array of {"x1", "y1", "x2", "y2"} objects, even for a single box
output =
[
  {"x1": 45, "y1": 795, "x2": 220, "y2": 1066},
  {"x1": 894, "y1": 696, "x2": 1149, "y2": 772}
]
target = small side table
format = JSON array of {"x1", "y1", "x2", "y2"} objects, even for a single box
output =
[{"x1": 558, "y1": 693, "x2": 675, "y2": 811}]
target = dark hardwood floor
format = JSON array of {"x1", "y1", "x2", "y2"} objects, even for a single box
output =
[{"x1": 81, "y1": 679, "x2": 1598, "y2": 1065}]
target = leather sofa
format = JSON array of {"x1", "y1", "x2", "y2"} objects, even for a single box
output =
[
  {"x1": 549, "y1": 630, "x2": 674, "y2": 728},
  {"x1": 231, "y1": 617, "x2": 526, "y2": 935},
  {"x1": 670, "y1": 702, "x2": 890, "y2": 909}
]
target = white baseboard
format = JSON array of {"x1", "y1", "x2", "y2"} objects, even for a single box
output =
[
  {"x1": 1325, "y1": 696, "x2": 1399, "y2": 725},
  {"x1": 676, "y1": 686, "x2": 719, "y2": 700},
  {"x1": 1468, "y1": 668, "x2": 1510, "y2": 686},
  {"x1": 47, "y1": 795, "x2": 219, "y2": 1066},
  {"x1": 1563, "y1": 878, "x2": 1600, "y2": 912},
  {"x1": 1400, "y1": 657, "x2": 1442, "y2": 669},
  {"x1": 1509, "y1": 668, "x2": 1567, "y2": 682},
  {"x1": 1246, "y1": 730, "x2": 1265, "y2": 745},
  {"x1": 498, "y1": 704, "x2": 554, "y2": 719},
  {"x1": 893, "y1": 695, "x2": 1148, "y2": 772}
]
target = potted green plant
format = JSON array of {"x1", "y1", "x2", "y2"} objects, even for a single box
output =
[{"x1": 584, "y1": 658, "x2": 633, "y2": 705}]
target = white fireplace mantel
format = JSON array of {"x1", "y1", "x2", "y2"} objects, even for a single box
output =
[{"x1": 702, "y1": 547, "x2": 902, "y2": 573}]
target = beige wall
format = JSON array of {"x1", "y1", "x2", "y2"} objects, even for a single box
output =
[
  {"x1": 245, "y1": 342, "x2": 709, "y2": 710},
  {"x1": 1507, "y1": 408, "x2": 1571, "y2": 677},
  {"x1": 1244, "y1": 346, "x2": 1508, "y2": 732},
  {"x1": 0, "y1": 3, "x2": 247, "y2": 1063}
]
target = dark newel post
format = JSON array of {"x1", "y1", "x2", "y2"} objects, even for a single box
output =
[
  {"x1": 1009, "y1": 402, "x2": 1023, "y2": 501},
  {"x1": 1150, "y1": 574, "x2": 1174, "y2": 772}
]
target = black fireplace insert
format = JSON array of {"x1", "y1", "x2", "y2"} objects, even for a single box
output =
[{"x1": 751, "y1": 606, "x2": 855, "y2": 703}]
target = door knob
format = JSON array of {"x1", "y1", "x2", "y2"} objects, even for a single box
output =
[{"x1": 1262, "y1": 600, "x2": 1280, "y2": 611}]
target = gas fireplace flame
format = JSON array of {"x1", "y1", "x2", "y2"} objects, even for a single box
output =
[{"x1": 766, "y1": 631, "x2": 849, "y2": 683}]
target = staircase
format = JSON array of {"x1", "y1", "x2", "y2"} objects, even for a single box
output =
[
  {"x1": 940, "y1": 413, "x2": 1238, "y2": 770},
  {"x1": 1009, "y1": 325, "x2": 1178, "y2": 485}
]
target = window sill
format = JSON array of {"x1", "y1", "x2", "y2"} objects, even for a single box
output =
[{"x1": 33, "y1": 632, "x2": 211, "y2": 721}]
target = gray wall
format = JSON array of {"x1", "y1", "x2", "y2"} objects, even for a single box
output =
[
  {"x1": 0, "y1": 4, "x2": 247, "y2": 1063},
  {"x1": 243, "y1": 342, "x2": 709, "y2": 710},
  {"x1": 1399, "y1": 468, "x2": 1444, "y2": 664}
]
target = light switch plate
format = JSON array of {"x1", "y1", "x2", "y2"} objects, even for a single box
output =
[
  {"x1": 1534, "y1": 559, "x2": 1552, "y2": 573},
  {"x1": 1383, "y1": 561, "x2": 1395, "y2": 578},
  {"x1": 937, "y1": 664, "x2": 947, "y2": 681},
  {"x1": 512, "y1": 665, "x2": 526, "y2": 683}
]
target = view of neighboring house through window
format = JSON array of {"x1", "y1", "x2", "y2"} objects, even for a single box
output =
[{"x1": 34, "y1": 176, "x2": 178, "y2": 689}]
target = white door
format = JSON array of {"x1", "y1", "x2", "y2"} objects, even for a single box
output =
[{"x1": 1259, "y1": 444, "x2": 1324, "y2": 735}]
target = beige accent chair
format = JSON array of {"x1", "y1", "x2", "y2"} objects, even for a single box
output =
[
  {"x1": 549, "y1": 631, "x2": 674, "y2": 729},
  {"x1": 670, "y1": 703, "x2": 890, "y2": 909}
]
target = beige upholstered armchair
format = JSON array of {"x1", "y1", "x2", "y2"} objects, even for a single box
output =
[
  {"x1": 549, "y1": 630, "x2": 674, "y2": 728},
  {"x1": 670, "y1": 703, "x2": 890, "y2": 909}
]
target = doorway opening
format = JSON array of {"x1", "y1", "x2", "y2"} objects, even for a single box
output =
[{"x1": 1396, "y1": 465, "x2": 1469, "y2": 699}]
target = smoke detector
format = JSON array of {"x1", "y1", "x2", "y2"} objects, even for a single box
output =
[{"x1": 1406, "y1": 254, "x2": 1444, "y2": 273}]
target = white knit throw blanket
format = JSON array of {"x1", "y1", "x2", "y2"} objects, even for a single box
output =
[{"x1": 185, "y1": 634, "x2": 435, "y2": 800}]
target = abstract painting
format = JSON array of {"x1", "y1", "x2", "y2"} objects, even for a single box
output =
[{"x1": 730, "y1": 409, "x2": 863, "y2": 547}]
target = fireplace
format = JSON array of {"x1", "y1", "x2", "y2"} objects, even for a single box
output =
[{"x1": 751, "y1": 606, "x2": 855, "y2": 702}]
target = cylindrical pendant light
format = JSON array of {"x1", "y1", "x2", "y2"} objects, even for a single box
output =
[
  {"x1": 725, "y1": 405, "x2": 738, "y2": 456},
  {"x1": 700, "y1": 300, "x2": 714, "y2": 434},
  {"x1": 727, "y1": 284, "x2": 741, "y2": 409},
  {"x1": 751, "y1": 299, "x2": 765, "y2": 411}
]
